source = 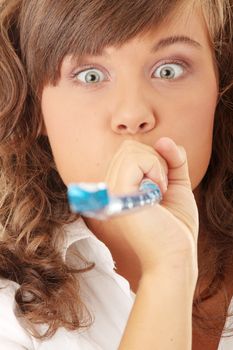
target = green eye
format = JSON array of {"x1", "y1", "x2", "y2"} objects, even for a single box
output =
[
  {"x1": 153, "y1": 63, "x2": 185, "y2": 80},
  {"x1": 75, "y1": 68, "x2": 105, "y2": 84}
]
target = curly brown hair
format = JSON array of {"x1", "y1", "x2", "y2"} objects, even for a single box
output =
[{"x1": 0, "y1": 0, "x2": 233, "y2": 341}]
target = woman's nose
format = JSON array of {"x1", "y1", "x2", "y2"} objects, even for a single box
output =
[{"x1": 110, "y1": 84, "x2": 156, "y2": 135}]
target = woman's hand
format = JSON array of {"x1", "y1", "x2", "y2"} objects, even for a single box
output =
[{"x1": 104, "y1": 136, "x2": 199, "y2": 275}]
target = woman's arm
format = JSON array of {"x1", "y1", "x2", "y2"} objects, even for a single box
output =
[
  {"x1": 119, "y1": 253, "x2": 197, "y2": 350},
  {"x1": 96, "y1": 138, "x2": 199, "y2": 348}
]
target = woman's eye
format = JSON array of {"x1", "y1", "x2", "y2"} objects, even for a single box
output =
[
  {"x1": 153, "y1": 63, "x2": 185, "y2": 80},
  {"x1": 74, "y1": 68, "x2": 105, "y2": 84}
]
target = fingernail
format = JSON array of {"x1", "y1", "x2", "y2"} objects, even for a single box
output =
[
  {"x1": 165, "y1": 176, "x2": 168, "y2": 188},
  {"x1": 163, "y1": 178, "x2": 168, "y2": 192},
  {"x1": 178, "y1": 147, "x2": 185, "y2": 161},
  {"x1": 163, "y1": 173, "x2": 168, "y2": 189}
]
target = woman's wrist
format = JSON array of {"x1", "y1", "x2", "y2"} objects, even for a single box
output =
[
  {"x1": 140, "y1": 251, "x2": 198, "y2": 292},
  {"x1": 119, "y1": 253, "x2": 196, "y2": 349}
]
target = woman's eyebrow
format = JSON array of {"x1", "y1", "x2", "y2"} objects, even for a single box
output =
[
  {"x1": 70, "y1": 35, "x2": 203, "y2": 65},
  {"x1": 151, "y1": 35, "x2": 203, "y2": 52},
  {"x1": 97, "y1": 35, "x2": 203, "y2": 58}
]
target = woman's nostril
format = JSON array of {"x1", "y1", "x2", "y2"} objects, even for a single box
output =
[{"x1": 140, "y1": 122, "x2": 147, "y2": 129}]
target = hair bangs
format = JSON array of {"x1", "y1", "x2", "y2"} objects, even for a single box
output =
[{"x1": 19, "y1": 0, "x2": 189, "y2": 91}]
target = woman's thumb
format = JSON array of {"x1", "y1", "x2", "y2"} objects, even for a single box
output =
[{"x1": 153, "y1": 137, "x2": 192, "y2": 189}]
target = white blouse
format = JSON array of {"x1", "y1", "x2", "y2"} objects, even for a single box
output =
[{"x1": 0, "y1": 217, "x2": 232, "y2": 349}]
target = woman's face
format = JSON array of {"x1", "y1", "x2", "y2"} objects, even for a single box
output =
[{"x1": 41, "y1": 7, "x2": 218, "y2": 195}]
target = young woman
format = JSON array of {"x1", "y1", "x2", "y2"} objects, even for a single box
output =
[{"x1": 0, "y1": 0, "x2": 232, "y2": 349}]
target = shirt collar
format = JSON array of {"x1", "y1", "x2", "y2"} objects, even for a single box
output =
[
  {"x1": 62, "y1": 216, "x2": 92, "y2": 257},
  {"x1": 61, "y1": 217, "x2": 116, "y2": 272}
]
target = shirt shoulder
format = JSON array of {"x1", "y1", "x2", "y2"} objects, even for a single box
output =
[
  {"x1": 0, "y1": 278, "x2": 104, "y2": 350},
  {"x1": 0, "y1": 278, "x2": 35, "y2": 349}
]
